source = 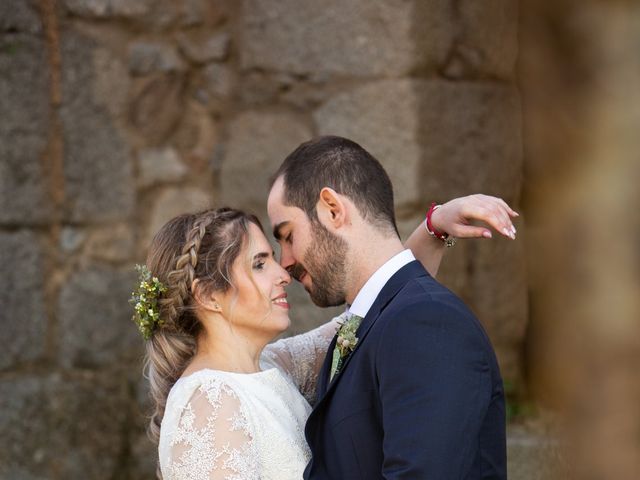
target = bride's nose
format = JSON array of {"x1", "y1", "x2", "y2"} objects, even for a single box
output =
[{"x1": 276, "y1": 264, "x2": 291, "y2": 286}]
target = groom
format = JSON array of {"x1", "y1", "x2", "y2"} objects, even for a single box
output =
[{"x1": 267, "y1": 136, "x2": 507, "y2": 479}]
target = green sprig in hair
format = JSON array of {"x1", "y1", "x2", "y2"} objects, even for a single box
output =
[{"x1": 129, "y1": 264, "x2": 167, "y2": 340}]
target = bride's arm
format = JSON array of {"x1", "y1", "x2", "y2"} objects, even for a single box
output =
[
  {"x1": 265, "y1": 194, "x2": 519, "y2": 402},
  {"x1": 406, "y1": 194, "x2": 519, "y2": 277}
]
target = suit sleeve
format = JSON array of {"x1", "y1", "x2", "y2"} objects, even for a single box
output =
[{"x1": 376, "y1": 299, "x2": 493, "y2": 479}]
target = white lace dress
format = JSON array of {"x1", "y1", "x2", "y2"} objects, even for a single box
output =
[{"x1": 158, "y1": 317, "x2": 342, "y2": 480}]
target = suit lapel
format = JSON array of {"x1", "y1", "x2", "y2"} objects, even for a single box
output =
[{"x1": 313, "y1": 261, "x2": 427, "y2": 407}]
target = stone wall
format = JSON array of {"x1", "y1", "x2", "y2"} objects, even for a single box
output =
[{"x1": 0, "y1": 0, "x2": 525, "y2": 478}]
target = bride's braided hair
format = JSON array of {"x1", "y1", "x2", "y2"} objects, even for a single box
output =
[{"x1": 142, "y1": 207, "x2": 262, "y2": 469}]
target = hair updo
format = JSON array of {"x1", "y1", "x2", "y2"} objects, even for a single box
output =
[{"x1": 142, "y1": 207, "x2": 262, "y2": 451}]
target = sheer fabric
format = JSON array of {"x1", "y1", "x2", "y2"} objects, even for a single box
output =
[{"x1": 158, "y1": 316, "x2": 342, "y2": 480}]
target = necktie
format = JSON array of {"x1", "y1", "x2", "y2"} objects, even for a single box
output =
[{"x1": 329, "y1": 314, "x2": 363, "y2": 381}]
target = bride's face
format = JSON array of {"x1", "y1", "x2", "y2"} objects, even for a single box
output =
[{"x1": 215, "y1": 223, "x2": 292, "y2": 338}]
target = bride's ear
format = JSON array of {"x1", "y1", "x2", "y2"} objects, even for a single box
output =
[
  {"x1": 317, "y1": 187, "x2": 348, "y2": 228},
  {"x1": 191, "y1": 279, "x2": 223, "y2": 313}
]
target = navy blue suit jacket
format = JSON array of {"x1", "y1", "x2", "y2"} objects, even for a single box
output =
[{"x1": 303, "y1": 261, "x2": 506, "y2": 479}]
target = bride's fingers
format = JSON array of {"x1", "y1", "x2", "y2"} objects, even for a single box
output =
[{"x1": 453, "y1": 224, "x2": 493, "y2": 239}]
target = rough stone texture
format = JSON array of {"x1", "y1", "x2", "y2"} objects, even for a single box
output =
[
  {"x1": 0, "y1": 373, "x2": 131, "y2": 480},
  {"x1": 86, "y1": 223, "x2": 135, "y2": 263},
  {"x1": 202, "y1": 62, "x2": 234, "y2": 98},
  {"x1": 453, "y1": 0, "x2": 519, "y2": 80},
  {"x1": 146, "y1": 186, "x2": 213, "y2": 245},
  {"x1": 129, "y1": 72, "x2": 187, "y2": 144},
  {"x1": 0, "y1": 231, "x2": 47, "y2": 369},
  {"x1": 0, "y1": 0, "x2": 42, "y2": 34},
  {"x1": 64, "y1": 0, "x2": 152, "y2": 19},
  {"x1": 60, "y1": 31, "x2": 135, "y2": 222},
  {"x1": 219, "y1": 111, "x2": 312, "y2": 218},
  {"x1": 58, "y1": 266, "x2": 139, "y2": 368},
  {"x1": 507, "y1": 425, "x2": 569, "y2": 479},
  {"x1": 0, "y1": 34, "x2": 52, "y2": 225},
  {"x1": 138, "y1": 147, "x2": 188, "y2": 187},
  {"x1": 128, "y1": 41, "x2": 184, "y2": 75},
  {"x1": 60, "y1": 226, "x2": 86, "y2": 253},
  {"x1": 314, "y1": 79, "x2": 523, "y2": 210},
  {"x1": 0, "y1": 376, "x2": 49, "y2": 479},
  {"x1": 177, "y1": 31, "x2": 230, "y2": 64},
  {"x1": 240, "y1": 0, "x2": 454, "y2": 78},
  {"x1": 92, "y1": 47, "x2": 130, "y2": 120}
]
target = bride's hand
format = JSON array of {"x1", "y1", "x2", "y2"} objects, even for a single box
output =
[{"x1": 430, "y1": 194, "x2": 519, "y2": 240}]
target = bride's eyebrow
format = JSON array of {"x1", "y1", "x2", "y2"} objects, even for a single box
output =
[{"x1": 252, "y1": 252, "x2": 271, "y2": 261}]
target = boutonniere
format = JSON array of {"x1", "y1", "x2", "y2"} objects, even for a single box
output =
[{"x1": 330, "y1": 314, "x2": 363, "y2": 380}]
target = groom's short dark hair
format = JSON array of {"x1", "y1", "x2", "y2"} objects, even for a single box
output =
[{"x1": 271, "y1": 136, "x2": 398, "y2": 236}]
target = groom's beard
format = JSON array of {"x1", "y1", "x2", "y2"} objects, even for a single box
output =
[{"x1": 299, "y1": 221, "x2": 348, "y2": 308}]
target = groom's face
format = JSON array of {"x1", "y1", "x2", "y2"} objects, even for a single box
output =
[{"x1": 267, "y1": 177, "x2": 348, "y2": 307}]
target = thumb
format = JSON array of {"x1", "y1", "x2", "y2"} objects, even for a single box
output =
[{"x1": 452, "y1": 225, "x2": 493, "y2": 239}]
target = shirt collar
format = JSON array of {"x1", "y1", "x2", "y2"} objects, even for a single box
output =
[{"x1": 347, "y1": 249, "x2": 416, "y2": 318}]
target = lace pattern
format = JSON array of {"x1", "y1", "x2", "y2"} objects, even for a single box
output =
[
  {"x1": 263, "y1": 315, "x2": 343, "y2": 404},
  {"x1": 166, "y1": 379, "x2": 259, "y2": 480}
]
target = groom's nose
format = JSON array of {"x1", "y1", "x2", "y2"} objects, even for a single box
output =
[{"x1": 279, "y1": 244, "x2": 296, "y2": 271}]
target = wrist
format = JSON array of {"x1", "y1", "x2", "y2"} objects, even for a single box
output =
[{"x1": 425, "y1": 203, "x2": 456, "y2": 248}]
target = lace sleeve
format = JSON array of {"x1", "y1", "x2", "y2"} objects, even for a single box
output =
[
  {"x1": 263, "y1": 313, "x2": 344, "y2": 404},
  {"x1": 166, "y1": 380, "x2": 260, "y2": 480}
]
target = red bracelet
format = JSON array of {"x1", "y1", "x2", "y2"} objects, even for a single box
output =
[{"x1": 425, "y1": 202, "x2": 448, "y2": 241}]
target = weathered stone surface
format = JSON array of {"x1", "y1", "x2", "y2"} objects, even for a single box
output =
[
  {"x1": 0, "y1": 373, "x2": 131, "y2": 480},
  {"x1": 0, "y1": 376, "x2": 49, "y2": 479},
  {"x1": 507, "y1": 425, "x2": 568, "y2": 480},
  {"x1": 130, "y1": 72, "x2": 186, "y2": 144},
  {"x1": 63, "y1": 0, "x2": 152, "y2": 19},
  {"x1": 237, "y1": 71, "x2": 283, "y2": 106},
  {"x1": 177, "y1": 31, "x2": 230, "y2": 64},
  {"x1": 60, "y1": 226, "x2": 86, "y2": 253},
  {"x1": 219, "y1": 111, "x2": 311, "y2": 217},
  {"x1": 0, "y1": 34, "x2": 52, "y2": 225},
  {"x1": 202, "y1": 62, "x2": 234, "y2": 98},
  {"x1": 445, "y1": 0, "x2": 519, "y2": 79},
  {"x1": 146, "y1": 186, "x2": 212, "y2": 245},
  {"x1": 58, "y1": 266, "x2": 139, "y2": 368},
  {"x1": 0, "y1": 0, "x2": 42, "y2": 33},
  {"x1": 0, "y1": 231, "x2": 47, "y2": 369},
  {"x1": 138, "y1": 147, "x2": 188, "y2": 187},
  {"x1": 314, "y1": 79, "x2": 523, "y2": 211},
  {"x1": 240, "y1": 0, "x2": 453, "y2": 78},
  {"x1": 92, "y1": 47, "x2": 130, "y2": 119},
  {"x1": 60, "y1": 31, "x2": 134, "y2": 222},
  {"x1": 86, "y1": 223, "x2": 135, "y2": 263},
  {"x1": 128, "y1": 41, "x2": 184, "y2": 75},
  {"x1": 47, "y1": 373, "x2": 131, "y2": 479}
]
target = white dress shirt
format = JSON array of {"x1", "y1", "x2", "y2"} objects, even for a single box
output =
[{"x1": 347, "y1": 249, "x2": 416, "y2": 319}]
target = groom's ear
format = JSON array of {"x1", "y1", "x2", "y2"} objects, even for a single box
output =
[{"x1": 317, "y1": 187, "x2": 347, "y2": 229}]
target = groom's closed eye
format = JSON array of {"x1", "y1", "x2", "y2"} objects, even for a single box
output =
[{"x1": 272, "y1": 221, "x2": 289, "y2": 241}]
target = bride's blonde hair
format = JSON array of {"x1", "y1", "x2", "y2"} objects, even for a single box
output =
[{"x1": 142, "y1": 208, "x2": 262, "y2": 469}]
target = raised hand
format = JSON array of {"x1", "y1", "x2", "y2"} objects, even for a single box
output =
[{"x1": 430, "y1": 194, "x2": 519, "y2": 240}]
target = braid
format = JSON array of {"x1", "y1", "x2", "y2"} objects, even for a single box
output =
[{"x1": 159, "y1": 215, "x2": 215, "y2": 328}]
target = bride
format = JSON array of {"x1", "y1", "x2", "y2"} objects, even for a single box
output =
[{"x1": 132, "y1": 196, "x2": 517, "y2": 479}]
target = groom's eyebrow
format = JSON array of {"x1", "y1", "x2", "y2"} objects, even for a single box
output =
[{"x1": 273, "y1": 221, "x2": 289, "y2": 241}]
